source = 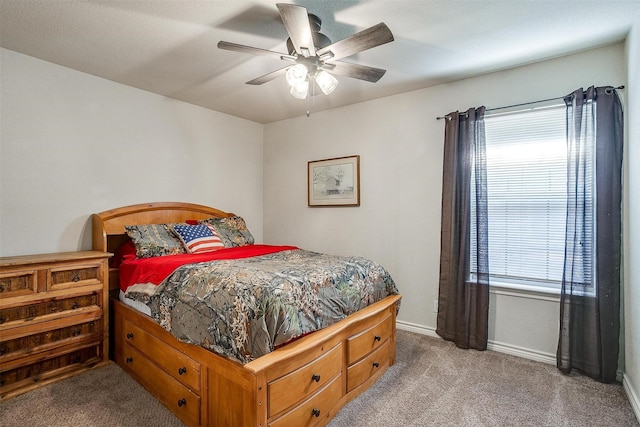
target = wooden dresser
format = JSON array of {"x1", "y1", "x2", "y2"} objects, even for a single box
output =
[{"x1": 0, "y1": 251, "x2": 111, "y2": 401}]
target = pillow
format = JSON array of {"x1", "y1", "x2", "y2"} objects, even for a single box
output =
[
  {"x1": 111, "y1": 239, "x2": 137, "y2": 268},
  {"x1": 199, "y1": 216, "x2": 255, "y2": 248},
  {"x1": 125, "y1": 224, "x2": 186, "y2": 258},
  {"x1": 171, "y1": 224, "x2": 225, "y2": 253}
]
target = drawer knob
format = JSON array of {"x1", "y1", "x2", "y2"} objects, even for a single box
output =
[
  {"x1": 126, "y1": 357, "x2": 133, "y2": 364},
  {"x1": 126, "y1": 332, "x2": 134, "y2": 339},
  {"x1": 72, "y1": 328, "x2": 81, "y2": 337},
  {"x1": 311, "y1": 373, "x2": 321, "y2": 383},
  {"x1": 178, "y1": 398, "x2": 187, "y2": 407},
  {"x1": 311, "y1": 408, "x2": 321, "y2": 418},
  {"x1": 178, "y1": 367, "x2": 187, "y2": 375},
  {"x1": 373, "y1": 362, "x2": 380, "y2": 368},
  {"x1": 0, "y1": 315, "x2": 5, "y2": 324},
  {"x1": 72, "y1": 302, "x2": 79, "y2": 309},
  {"x1": 0, "y1": 284, "x2": 4, "y2": 292},
  {"x1": 374, "y1": 335, "x2": 381, "y2": 342},
  {"x1": 72, "y1": 274, "x2": 80, "y2": 282}
]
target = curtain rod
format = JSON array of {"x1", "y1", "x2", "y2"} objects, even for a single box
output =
[{"x1": 436, "y1": 85, "x2": 625, "y2": 120}]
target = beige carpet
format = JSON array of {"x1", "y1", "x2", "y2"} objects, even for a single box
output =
[
  {"x1": 1, "y1": 330, "x2": 637, "y2": 426},
  {"x1": 330, "y1": 331, "x2": 638, "y2": 426}
]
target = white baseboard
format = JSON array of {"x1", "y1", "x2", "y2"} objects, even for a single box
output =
[
  {"x1": 623, "y1": 374, "x2": 640, "y2": 423},
  {"x1": 486, "y1": 340, "x2": 556, "y2": 365},
  {"x1": 396, "y1": 320, "x2": 555, "y2": 365},
  {"x1": 396, "y1": 320, "x2": 438, "y2": 338}
]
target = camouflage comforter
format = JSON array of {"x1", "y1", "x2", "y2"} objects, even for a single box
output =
[{"x1": 127, "y1": 248, "x2": 399, "y2": 363}]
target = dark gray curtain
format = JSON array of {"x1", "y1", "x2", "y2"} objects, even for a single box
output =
[
  {"x1": 557, "y1": 86, "x2": 623, "y2": 383},
  {"x1": 437, "y1": 107, "x2": 490, "y2": 350}
]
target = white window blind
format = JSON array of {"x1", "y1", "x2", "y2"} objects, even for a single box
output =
[{"x1": 472, "y1": 104, "x2": 588, "y2": 290}]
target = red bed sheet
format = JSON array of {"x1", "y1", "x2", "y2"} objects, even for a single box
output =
[{"x1": 119, "y1": 244, "x2": 298, "y2": 292}]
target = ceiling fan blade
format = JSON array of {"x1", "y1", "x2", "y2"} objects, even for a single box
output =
[
  {"x1": 317, "y1": 22, "x2": 393, "y2": 61},
  {"x1": 326, "y1": 61, "x2": 387, "y2": 83},
  {"x1": 276, "y1": 3, "x2": 315, "y2": 57},
  {"x1": 218, "y1": 41, "x2": 289, "y2": 61},
  {"x1": 246, "y1": 67, "x2": 289, "y2": 85}
]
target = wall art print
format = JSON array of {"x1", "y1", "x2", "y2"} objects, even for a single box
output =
[{"x1": 308, "y1": 155, "x2": 360, "y2": 207}]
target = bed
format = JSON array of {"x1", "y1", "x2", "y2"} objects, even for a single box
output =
[{"x1": 92, "y1": 202, "x2": 401, "y2": 427}]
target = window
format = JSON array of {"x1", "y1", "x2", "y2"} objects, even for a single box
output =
[{"x1": 470, "y1": 104, "x2": 593, "y2": 292}]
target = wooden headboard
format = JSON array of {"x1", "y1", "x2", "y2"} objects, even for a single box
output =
[{"x1": 92, "y1": 202, "x2": 234, "y2": 291}]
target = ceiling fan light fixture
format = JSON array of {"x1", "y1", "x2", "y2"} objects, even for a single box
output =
[
  {"x1": 286, "y1": 64, "x2": 308, "y2": 87},
  {"x1": 290, "y1": 80, "x2": 309, "y2": 99},
  {"x1": 315, "y1": 70, "x2": 338, "y2": 95}
]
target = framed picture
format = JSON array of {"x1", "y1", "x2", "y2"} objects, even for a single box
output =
[{"x1": 308, "y1": 155, "x2": 360, "y2": 207}]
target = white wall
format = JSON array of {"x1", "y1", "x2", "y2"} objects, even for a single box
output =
[
  {"x1": 263, "y1": 43, "x2": 626, "y2": 362},
  {"x1": 624, "y1": 20, "x2": 640, "y2": 417},
  {"x1": 0, "y1": 48, "x2": 264, "y2": 257}
]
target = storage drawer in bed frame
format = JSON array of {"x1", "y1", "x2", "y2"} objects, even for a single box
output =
[{"x1": 113, "y1": 294, "x2": 400, "y2": 427}]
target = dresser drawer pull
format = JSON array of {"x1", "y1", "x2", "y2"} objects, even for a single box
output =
[
  {"x1": 311, "y1": 373, "x2": 321, "y2": 383},
  {"x1": 311, "y1": 408, "x2": 321, "y2": 418},
  {"x1": 126, "y1": 332, "x2": 134, "y2": 339},
  {"x1": 0, "y1": 284, "x2": 4, "y2": 292},
  {"x1": 178, "y1": 367, "x2": 187, "y2": 375},
  {"x1": 177, "y1": 398, "x2": 187, "y2": 407},
  {"x1": 374, "y1": 335, "x2": 381, "y2": 342},
  {"x1": 0, "y1": 345, "x2": 6, "y2": 355},
  {"x1": 72, "y1": 274, "x2": 80, "y2": 282},
  {"x1": 373, "y1": 362, "x2": 380, "y2": 368},
  {"x1": 0, "y1": 315, "x2": 5, "y2": 324},
  {"x1": 126, "y1": 357, "x2": 133, "y2": 364},
  {"x1": 72, "y1": 328, "x2": 81, "y2": 337},
  {"x1": 72, "y1": 302, "x2": 79, "y2": 309}
]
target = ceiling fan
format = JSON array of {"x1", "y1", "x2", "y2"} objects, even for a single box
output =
[{"x1": 218, "y1": 3, "x2": 394, "y2": 99}]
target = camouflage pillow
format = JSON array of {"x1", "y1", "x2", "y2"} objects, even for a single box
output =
[
  {"x1": 125, "y1": 224, "x2": 186, "y2": 258},
  {"x1": 199, "y1": 216, "x2": 255, "y2": 248}
]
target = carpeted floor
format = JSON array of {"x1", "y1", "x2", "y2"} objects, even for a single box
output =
[
  {"x1": 1, "y1": 330, "x2": 637, "y2": 426},
  {"x1": 330, "y1": 331, "x2": 638, "y2": 426}
]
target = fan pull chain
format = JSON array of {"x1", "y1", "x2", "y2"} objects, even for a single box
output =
[{"x1": 306, "y1": 78, "x2": 315, "y2": 117}]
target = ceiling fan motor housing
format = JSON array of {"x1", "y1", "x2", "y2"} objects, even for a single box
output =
[{"x1": 286, "y1": 13, "x2": 331, "y2": 55}]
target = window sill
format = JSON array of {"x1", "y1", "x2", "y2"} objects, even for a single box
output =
[{"x1": 489, "y1": 281, "x2": 561, "y2": 302}]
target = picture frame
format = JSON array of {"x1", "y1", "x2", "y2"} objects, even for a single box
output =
[{"x1": 308, "y1": 155, "x2": 360, "y2": 207}]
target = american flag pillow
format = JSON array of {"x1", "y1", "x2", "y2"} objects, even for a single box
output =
[{"x1": 171, "y1": 224, "x2": 225, "y2": 254}]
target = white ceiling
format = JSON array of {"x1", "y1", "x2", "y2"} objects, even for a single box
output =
[{"x1": 1, "y1": 0, "x2": 638, "y2": 124}]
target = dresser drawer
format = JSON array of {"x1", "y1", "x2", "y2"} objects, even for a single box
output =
[
  {"x1": 346, "y1": 314, "x2": 392, "y2": 365},
  {"x1": 0, "y1": 293, "x2": 100, "y2": 325},
  {"x1": 0, "y1": 319, "x2": 101, "y2": 362},
  {"x1": 123, "y1": 320, "x2": 201, "y2": 392},
  {"x1": 50, "y1": 263, "x2": 102, "y2": 291},
  {"x1": 0, "y1": 344, "x2": 101, "y2": 398},
  {"x1": 346, "y1": 339, "x2": 390, "y2": 392},
  {"x1": 268, "y1": 374, "x2": 341, "y2": 427},
  {"x1": 267, "y1": 343, "x2": 342, "y2": 418},
  {"x1": 0, "y1": 270, "x2": 37, "y2": 299},
  {"x1": 122, "y1": 344, "x2": 200, "y2": 427}
]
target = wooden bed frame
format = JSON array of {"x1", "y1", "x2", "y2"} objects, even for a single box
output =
[{"x1": 92, "y1": 202, "x2": 401, "y2": 427}]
